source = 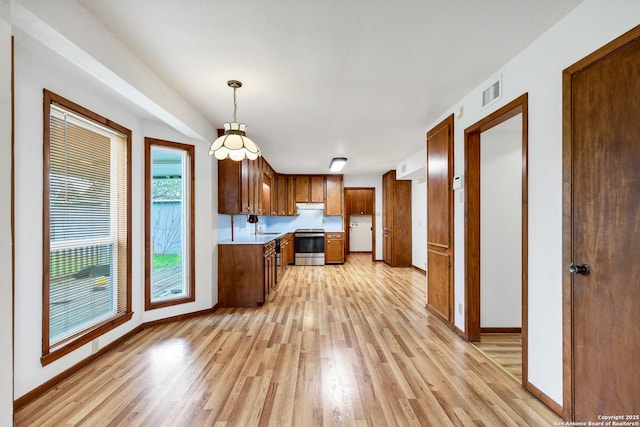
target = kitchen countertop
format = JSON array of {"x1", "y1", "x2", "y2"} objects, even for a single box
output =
[{"x1": 218, "y1": 232, "x2": 289, "y2": 245}]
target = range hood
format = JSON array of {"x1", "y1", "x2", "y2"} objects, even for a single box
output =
[{"x1": 296, "y1": 203, "x2": 324, "y2": 210}]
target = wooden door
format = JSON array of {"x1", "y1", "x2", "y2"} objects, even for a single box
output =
[
  {"x1": 426, "y1": 115, "x2": 454, "y2": 325},
  {"x1": 382, "y1": 171, "x2": 393, "y2": 264},
  {"x1": 563, "y1": 27, "x2": 640, "y2": 421}
]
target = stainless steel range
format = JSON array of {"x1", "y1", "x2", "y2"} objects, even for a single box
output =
[{"x1": 294, "y1": 228, "x2": 325, "y2": 266}]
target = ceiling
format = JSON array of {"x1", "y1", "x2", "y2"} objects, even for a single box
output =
[{"x1": 74, "y1": 0, "x2": 583, "y2": 175}]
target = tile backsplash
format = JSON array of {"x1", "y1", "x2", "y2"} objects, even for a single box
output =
[{"x1": 218, "y1": 209, "x2": 343, "y2": 240}]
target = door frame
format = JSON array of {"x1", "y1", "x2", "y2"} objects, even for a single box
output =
[
  {"x1": 562, "y1": 25, "x2": 640, "y2": 422},
  {"x1": 464, "y1": 94, "x2": 529, "y2": 385},
  {"x1": 344, "y1": 187, "x2": 376, "y2": 262}
]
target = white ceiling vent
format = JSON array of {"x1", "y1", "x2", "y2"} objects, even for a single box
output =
[{"x1": 482, "y1": 75, "x2": 502, "y2": 108}]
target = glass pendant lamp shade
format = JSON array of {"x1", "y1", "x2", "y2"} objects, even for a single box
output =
[
  {"x1": 209, "y1": 80, "x2": 261, "y2": 161},
  {"x1": 209, "y1": 122, "x2": 261, "y2": 161}
]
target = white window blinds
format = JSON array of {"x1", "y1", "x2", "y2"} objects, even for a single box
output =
[{"x1": 47, "y1": 104, "x2": 128, "y2": 347}]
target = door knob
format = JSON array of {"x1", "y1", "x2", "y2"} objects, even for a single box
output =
[{"x1": 569, "y1": 263, "x2": 590, "y2": 276}]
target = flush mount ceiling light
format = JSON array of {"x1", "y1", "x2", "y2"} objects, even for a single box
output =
[
  {"x1": 329, "y1": 157, "x2": 347, "y2": 172},
  {"x1": 209, "y1": 80, "x2": 261, "y2": 161}
]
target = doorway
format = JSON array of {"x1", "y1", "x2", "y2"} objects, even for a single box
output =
[
  {"x1": 344, "y1": 187, "x2": 375, "y2": 262},
  {"x1": 562, "y1": 26, "x2": 640, "y2": 421},
  {"x1": 464, "y1": 94, "x2": 529, "y2": 387},
  {"x1": 478, "y1": 113, "x2": 523, "y2": 381}
]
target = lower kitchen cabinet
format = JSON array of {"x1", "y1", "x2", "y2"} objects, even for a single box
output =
[
  {"x1": 219, "y1": 241, "x2": 276, "y2": 307},
  {"x1": 280, "y1": 233, "x2": 295, "y2": 276},
  {"x1": 325, "y1": 232, "x2": 345, "y2": 264}
]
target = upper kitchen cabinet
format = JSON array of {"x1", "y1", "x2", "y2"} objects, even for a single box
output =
[
  {"x1": 350, "y1": 188, "x2": 373, "y2": 215},
  {"x1": 382, "y1": 170, "x2": 412, "y2": 266},
  {"x1": 218, "y1": 157, "x2": 263, "y2": 215},
  {"x1": 275, "y1": 174, "x2": 296, "y2": 216},
  {"x1": 263, "y1": 162, "x2": 277, "y2": 216},
  {"x1": 324, "y1": 175, "x2": 343, "y2": 216},
  {"x1": 295, "y1": 175, "x2": 325, "y2": 203}
]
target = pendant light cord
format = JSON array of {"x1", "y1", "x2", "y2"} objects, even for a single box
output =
[{"x1": 233, "y1": 86, "x2": 238, "y2": 123}]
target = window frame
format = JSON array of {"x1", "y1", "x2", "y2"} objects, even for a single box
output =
[
  {"x1": 144, "y1": 137, "x2": 195, "y2": 310},
  {"x1": 42, "y1": 89, "x2": 132, "y2": 366}
]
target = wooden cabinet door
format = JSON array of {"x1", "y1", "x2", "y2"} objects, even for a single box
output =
[
  {"x1": 262, "y1": 173, "x2": 271, "y2": 216},
  {"x1": 254, "y1": 158, "x2": 263, "y2": 215},
  {"x1": 295, "y1": 175, "x2": 310, "y2": 202},
  {"x1": 351, "y1": 189, "x2": 365, "y2": 215},
  {"x1": 363, "y1": 190, "x2": 373, "y2": 215},
  {"x1": 241, "y1": 159, "x2": 251, "y2": 213},
  {"x1": 287, "y1": 175, "x2": 296, "y2": 215},
  {"x1": 276, "y1": 174, "x2": 287, "y2": 215},
  {"x1": 325, "y1": 175, "x2": 343, "y2": 216},
  {"x1": 325, "y1": 233, "x2": 345, "y2": 263},
  {"x1": 310, "y1": 176, "x2": 325, "y2": 202},
  {"x1": 218, "y1": 158, "x2": 241, "y2": 214}
]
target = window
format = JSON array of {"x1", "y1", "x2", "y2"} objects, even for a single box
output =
[
  {"x1": 43, "y1": 90, "x2": 132, "y2": 365},
  {"x1": 145, "y1": 138, "x2": 195, "y2": 309}
]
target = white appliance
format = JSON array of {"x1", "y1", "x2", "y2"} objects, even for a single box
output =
[{"x1": 349, "y1": 215, "x2": 372, "y2": 252}]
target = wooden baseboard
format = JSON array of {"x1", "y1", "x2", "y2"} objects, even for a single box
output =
[
  {"x1": 481, "y1": 327, "x2": 522, "y2": 334},
  {"x1": 412, "y1": 265, "x2": 426, "y2": 274},
  {"x1": 144, "y1": 305, "x2": 218, "y2": 328},
  {"x1": 453, "y1": 325, "x2": 465, "y2": 338},
  {"x1": 525, "y1": 381, "x2": 563, "y2": 417},
  {"x1": 14, "y1": 304, "x2": 220, "y2": 411},
  {"x1": 13, "y1": 325, "x2": 143, "y2": 410}
]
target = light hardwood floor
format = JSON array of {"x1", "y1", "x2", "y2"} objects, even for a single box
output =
[
  {"x1": 15, "y1": 254, "x2": 560, "y2": 426},
  {"x1": 473, "y1": 333, "x2": 523, "y2": 383}
]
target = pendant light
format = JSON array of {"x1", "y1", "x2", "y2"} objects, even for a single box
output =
[{"x1": 209, "y1": 80, "x2": 261, "y2": 161}]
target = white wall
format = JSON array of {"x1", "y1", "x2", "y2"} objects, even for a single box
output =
[
  {"x1": 418, "y1": 0, "x2": 640, "y2": 404},
  {"x1": 343, "y1": 174, "x2": 382, "y2": 260},
  {"x1": 0, "y1": 1, "x2": 14, "y2": 424},
  {"x1": 480, "y1": 116, "x2": 522, "y2": 328},
  {"x1": 411, "y1": 178, "x2": 426, "y2": 270},
  {"x1": 12, "y1": 34, "x2": 216, "y2": 399}
]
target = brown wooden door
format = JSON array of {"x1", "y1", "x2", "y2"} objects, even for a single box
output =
[
  {"x1": 565, "y1": 29, "x2": 640, "y2": 420},
  {"x1": 426, "y1": 115, "x2": 454, "y2": 325},
  {"x1": 382, "y1": 171, "x2": 393, "y2": 264}
]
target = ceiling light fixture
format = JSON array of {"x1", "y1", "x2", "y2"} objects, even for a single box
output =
[
  {"x1": 329, "y1": 157, "x2": 347, "y2": 172},
  {"x1": 209, "y1": 80, "x2": 261, "y2": 161}
]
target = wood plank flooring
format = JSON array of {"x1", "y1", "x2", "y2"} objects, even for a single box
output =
[
  {"x1": 472, "y1": 334, "x2": 523, "y2": 383},
  {"x1": 15, "y1": 254, "x2": 560, "y2": 426}
]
